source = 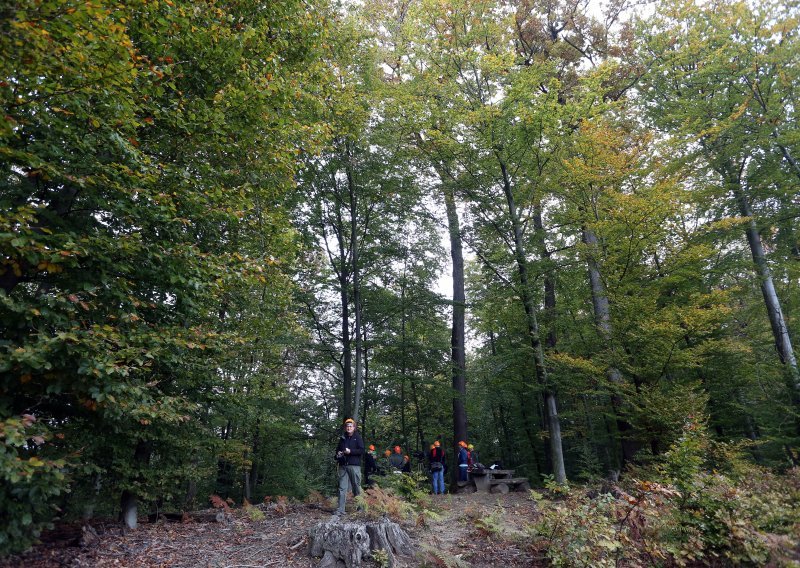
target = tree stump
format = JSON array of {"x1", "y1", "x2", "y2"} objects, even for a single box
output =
[
  {"x1": 308, "y1": 517, "x2": 413, "y2": 568},
  {"x1": 365, "y1": 518, "x2": 413, "y2": 567},
  {"x1": 490, "y1": 482, "x2": 509, "y2": 494}
]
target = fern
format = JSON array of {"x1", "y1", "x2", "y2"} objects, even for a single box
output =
[{"x1": 418, "y1": 542, "x2": 471, "y2": 568}]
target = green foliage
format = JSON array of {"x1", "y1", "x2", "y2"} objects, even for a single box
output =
[
  {"x1": 417, "y1": 542, "x2": 471, "y2": 568},
  {"x1": 372, "y1": 470, "x2": 430, "y2": 504},
  {"x1": 531, "y1": 419, "x2": 800, "y2": 567},
  {"x1": 1, "y1": 0, "x2": 334, "y2": 552},
  {"x1": 654, "y1": 417, "x2": 800, "y2": 565},
  {"x1": 0, "y1": 415, "x2": 68, "y2": 555},
  {"x1": 371, "y1": 547, "x2": 390, "y2": 568},
  {"x1": 530, "y1": 492, "x2": 622, "y2": 568},
  {"x1": 543, "y1": 474, "x2": 571, "y2": 498}
]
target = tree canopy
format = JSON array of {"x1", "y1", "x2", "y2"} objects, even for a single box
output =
[{"x1": 1, "y1": 0, "x2": 798, "y2": 560}]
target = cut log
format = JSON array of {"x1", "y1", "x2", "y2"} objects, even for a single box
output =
[
  {"x1": 308, "y1": 517, "x2": 413, "y2": 568},
  {"x1": 514, "y1": 481, "x2": 531, "y2": 492},
  {"x1": 490, "y1": 483, "x2": 509, "y2": 494}
]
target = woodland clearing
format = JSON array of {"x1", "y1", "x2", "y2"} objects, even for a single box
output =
[{"x1": 1, "y1": 491, "x2": 543, "y2": 568}]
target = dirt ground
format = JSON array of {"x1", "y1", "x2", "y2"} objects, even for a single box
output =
[{"x1": 1, "y1": 490, "x2": 543, "y2": 568}]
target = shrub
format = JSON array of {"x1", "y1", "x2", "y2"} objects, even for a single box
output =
[
  {"x1": 528, "y1": 417, "x2": 800, "y2": 566},
  {"x1": 0, "y1": 415, "x2": 69, "y2": 555}
]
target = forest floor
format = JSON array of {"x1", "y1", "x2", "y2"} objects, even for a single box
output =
[{"x1": 1, "y1": 490, "x2": 545, "y2": 568}]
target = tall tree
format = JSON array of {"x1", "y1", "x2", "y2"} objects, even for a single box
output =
[
  {"x1": 637, "y1": 0, "x2": 800, "y2": 397},
  {"x1": 1, "y1": 0, "x2": 333, "y2": 543}
]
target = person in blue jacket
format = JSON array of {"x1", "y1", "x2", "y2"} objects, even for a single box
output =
[
  {"x1": 335, "y1": 418, "x2": 364, "y2": 515},
  {"x1": 457, "y1": 440, "x2": 469, "y2": 482}
]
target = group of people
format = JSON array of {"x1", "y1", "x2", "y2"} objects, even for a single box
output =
[
  {"x1": 456, "y1": 440, "x2": 479, "y2": 482},
  {"x1": 334, "y1": 417, "x2": 483, "y2": 514}
]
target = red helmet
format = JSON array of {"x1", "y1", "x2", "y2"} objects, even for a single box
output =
[{"x1": 394, "y1": 445, "x2": 401, "y2": 453}]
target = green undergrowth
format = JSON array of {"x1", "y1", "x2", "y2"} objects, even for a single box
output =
[{"x1": 528, "y1": 419, "x2": 800, "y2": 567}]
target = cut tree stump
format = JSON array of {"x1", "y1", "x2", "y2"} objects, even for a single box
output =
[
  {"x1": 490, "y1": 482, "x2": 509, "y2": 494},
  {"x1": 308, "y1": 516, "x2": 413, "y2": 568}
]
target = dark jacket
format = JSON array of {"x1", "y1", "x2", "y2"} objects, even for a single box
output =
[
  {"x1": 365, "y1": 451, "x2": 378, "y2": 474},
  {"x1": 336, "y1": 431, "x2": 364, "y2": 466},
  {"x1": 429, "y1": 447, "x2": 445, "y2": 471}
]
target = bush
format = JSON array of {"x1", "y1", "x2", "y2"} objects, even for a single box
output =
[
  {"x1": 0, "y1": 415, "x2": 69, "y2": 555},
  {"x1": 529, "y1": 492, "x2": 622, "y2": 567},
  {"x1": 528, "y1": 417, "x2": 800, "y2": 566},
  {"x1": 655, "y1": 417, "x2": 799, "y2": 565}
]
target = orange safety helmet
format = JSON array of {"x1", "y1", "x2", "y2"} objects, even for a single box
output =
[
  {"x1": 458, "y1": 440, "x2": 467, "y2": 448},
  {"x1": 344, "y1": 418, "x2": 355, "y2": 425},
  {"x1": 369, "y1": 444, "x2": 375, "y2": 451},
  {"x1": 433, "y1": 440, "x2": 441, "y2": 447},
  {"x1": 384, "y1": 449, "x2": 391, "y2": 457}
]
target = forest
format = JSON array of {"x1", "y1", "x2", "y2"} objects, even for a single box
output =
[{"x1": 1, "y1": 0, "x2": 799, "y2": 564}]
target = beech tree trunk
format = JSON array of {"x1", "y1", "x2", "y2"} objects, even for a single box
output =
[
  {"x1": 442, "y1": 180, "x2": 468, "y2": 482},
  {"x1": 725, "y1": 166, "x2": 800, "y2": 398},
  {"x1": 336, "y1": 191, "x2": 354, "y2": 420},
  {"x1": 499, "y1": 158, "x2": 566, "y2": 483},
  {"x1": 582, "y1": 225, "x2": 637, "y2": 466},
  {"x1": 120, "y1": 440, "x2": 152, "y2": 530},
  {"x1": 347, "y1": 141, "x2": 365, "y2": 423}
]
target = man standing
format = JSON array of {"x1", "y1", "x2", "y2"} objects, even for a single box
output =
[
  {"x1": 429, "y1": 441, "x2": 445, "y2": 495},
  {"x1": 335, "y1": 418, "x2": 364, "y2": 516},
  {"x1": 457, "y1": 441, "x2": 469, "y2": 482},
  {"x1": 364, "y1": 444, "x2": 378, "y2": 486},
  {"x1": 389, "y1": 445, "x2": 404, "y2": 472}
]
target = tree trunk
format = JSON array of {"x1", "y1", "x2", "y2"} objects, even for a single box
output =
[
  {"x1": 499, "y1": 158, "x2": 566, "y2": 483},
  {"x1": 337, "y1": 202, "x2": 353, "y2": 420},
  {"x1": 582, "y1": 225, "x2": 637, "y2": 467},
  {"x1": 120, "y1": 440, "x2": 152, "y2": 530},
  {"x1": 726, "y1": 168, "x2": 800, "y2": 397},
  {"x1": 347, "y1": 141, "x2": 365, "y2": 423},
  {"x1": 442, "y1": 180, "x2": 468, "y2": 483}
]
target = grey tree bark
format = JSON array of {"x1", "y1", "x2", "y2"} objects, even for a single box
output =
[
  {"x1": 499, "y1": 158, "x2": 566, "y2": 483},
  {"x1": 346, "y1": 142, "x2": 365, "y2": 423},
  {"x1": 582, "y1": 225, "x2": 638, "y2": 466},
  {"x1": 442, "y1": 178, "x2": 468, "y2": 482},
  {"x1": 723, "y1": 164, "x2": 800, "y2": 394}
]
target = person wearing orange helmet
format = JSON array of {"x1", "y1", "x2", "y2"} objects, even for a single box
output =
[
  {"x1": 429, "y1": 440, "x2": 446, "y2": 494},
  {"x1": 401, "y1": 454, "x2": 411, "y2": 473},
  {"x1": 389, "y1": 445, "x2": 404, "y2": 471},
  {"x1": 334, "y1": 418, "x2": 364, "y2": 516},
  {"x1": 457, "y1": 440, "x2": 469, "y2": 482},
  {"x1": 364, "y1": 444, "x2": 378, "y2": 486}
]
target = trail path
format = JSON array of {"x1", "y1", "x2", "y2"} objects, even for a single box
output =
[{"x1": 1, "y1": 491, "x2": 543, "y2": 567}]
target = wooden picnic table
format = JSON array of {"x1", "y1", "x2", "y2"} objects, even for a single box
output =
[{"x1": 469, "y1": 468, "x2": 530, "y2": 493}]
